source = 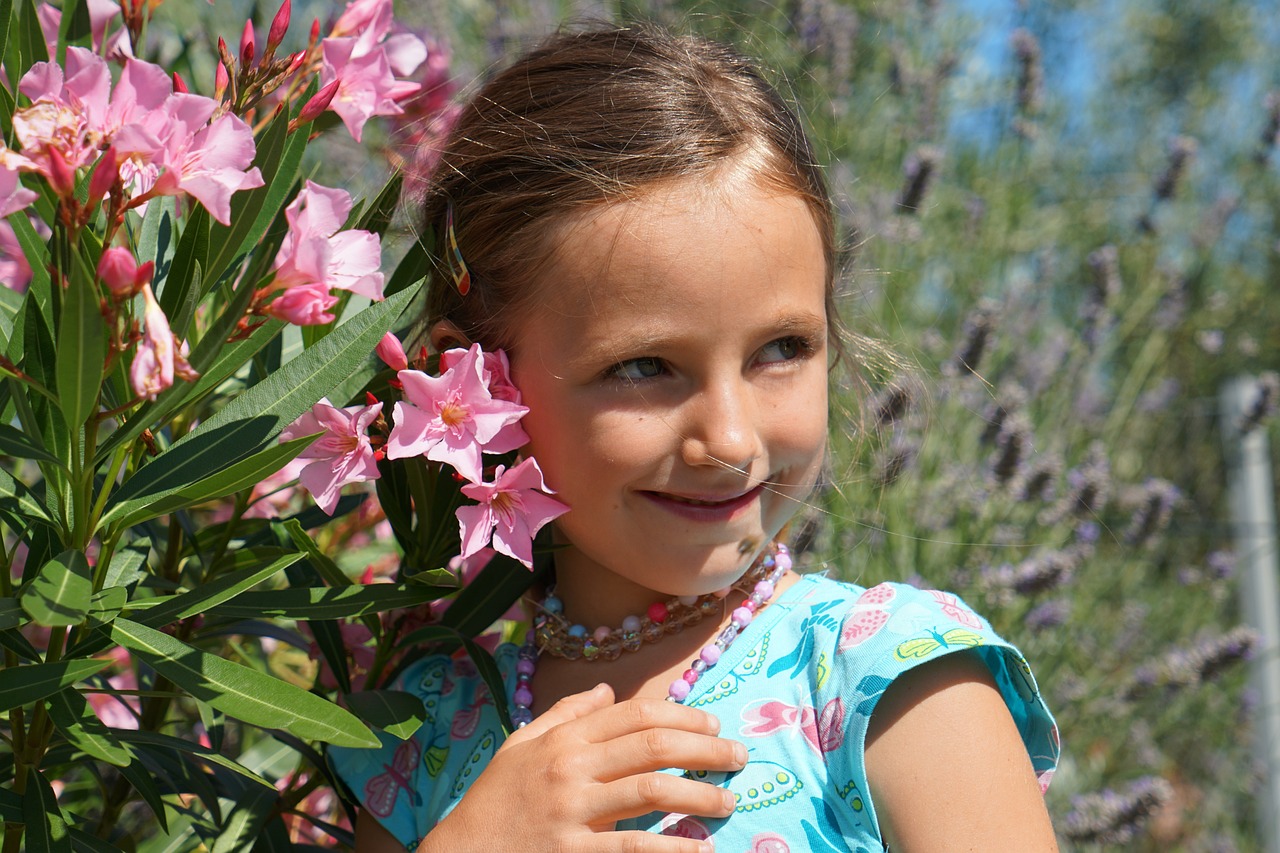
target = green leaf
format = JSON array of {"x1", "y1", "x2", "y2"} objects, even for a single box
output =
[
  {"x1": 104, "y1": 286, "x2": 418, "y2": 529},
  {"x1": 115, "y1": 728, "x2": 276, "y2": 791},
  {"x1": 0, "y1": 463, "x2": 55, "y2": 524},
  {"x1": 280, "y1": 518, "x2": 352, "y2": 588},
  {"x1": 20, "y1": 548, "x2": 91, "y2": 627},
  {"x1": 22, "y1": 769, "x2": 71, "y2": 853},
  {"x1": 0, "y1": 626, "x2": 40, "y2": 661},
  {"x1": 88, "y1": 586, "x2": 127, "y2": 621},
  {"x1": 69, "y1": 827, "x2": 123, "y2": 853},
  {"x1": 56, "y1": 250, "x2": 104, "y2": 428},
  {"x1": 306, "y1": 619, "x2": 351, "y2": 694},
  {"x1": 158, "y1": 205, "x2": 209, "y2": 338},
  {"x1": 46, "y1": 688, "x2": 133, "y2": 767},
  {"x1": 137, "y1": 197, "x2": 177, "y2": 287},
  {"x1": 211, "y1": 785, "x2": 277, "y2": 853},
  {"x1": 0, "y1": 0, "x2": 14, "y2": 81},
  {"x1": 13, "y1": 0, "x2": 46, "y2": 93},
  {"x1": 0, "y1": 421, "x2": 64, "y2": 466},
  {"x1": 101, "y1": 433, "x2": 316, "y2": 528},
  {"x1": 207, "y1": 584, "x2": 448, "y2": 621},
  {"x1": 56, "y1": 0, "x2": 89, "y2": 48},
  {"x1": 343, "y1": 689, "x2": 425, "y2": 740},
  {"x1": 135, "y1": 552, "x2": 303, "y2": 628},
  {"x1": 0, "y1": 278, "x2": 22, "y2": 345},
  {"x1": 102, "y1": 541, "x2": 149, "y2": 589},
  {"x1": 460, "y1": 634, "x2": 514, "y2": 737},
  {"x1": 0, "y1": 787, "x2": 20, "y2": 822},
  {"x1": 0, "y1": 596, "x2": 25, "y2": 630},
  {"x1": 111, "y1": 618, "x2": 379, "y2": 747},
  {"x1": 0, "y1": 658, "x2": 111, "y2": 713},
  {"x1": 441, "y1": 550, "x2": 545, "y2": 639}
]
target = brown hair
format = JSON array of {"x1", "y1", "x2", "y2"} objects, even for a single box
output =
[{"x1": 419, "y1": 23, "x2": 848, "y2": 361}]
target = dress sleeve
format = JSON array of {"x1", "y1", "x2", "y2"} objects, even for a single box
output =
[
  {"x1": 824, "y1": 582, "x2": 1059, "y2": 845},
  {"x1": 327, "y1": 644, "x2": 518, "y2": 849}
]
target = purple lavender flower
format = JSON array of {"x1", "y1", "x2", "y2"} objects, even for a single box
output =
[
  {"x1": 1123, "y1": 478, "x2": 1181, "y2": 546},
  {"x1": 1207, "y1": 550, "x2": 1236, "y2": 580},
  {"x1": 1042, "y1": 442, "x2": 1111, "y2": 524},
  {"x1": 979, "y1": 383, "x2": 1028, "y2": 445},
  {"x1": 1011, "y1": 545, "x2": 1086, "y2": 595},
  {"x1": 948, "y1": 300, "x2": 998, "y2": 377},
  {"x1": 1254, "y1": 91, "x2": 1280, "y2": 165},
  {"x1": 875, "y1": 436, "x2": 919, "y2": 487},
  {"x1": 1154, "y1": 136, "x2": 1198, "y2": 201},
  {"x1": 1025, "y1": 598, "x2": 1070, "y2": 633},
  {"x1": 1126, "y1": 626, "x2": 1258, "y2": 699},
  {"x1": 1087, "y1": 245, "x2": 1121, "y2": 304},
  {"x1": 1010, "y1": 28, "x2": 1043, "y2": 116},
  {"x1": 1017, "y1": 453, "x2": 1061, "y2": 503},
  {"x1": 896, "y1": 145, "x2": 942, "y2": 214},
  {"x1": 872, "y1": 379, "x2": 915, "y2": 427},
  {"x1": 989, "y1": 412, "x2": 1032, "y2": 486},
  {"x1": 1061, "y1": 776, "x2": 1173, "y2": 845}
]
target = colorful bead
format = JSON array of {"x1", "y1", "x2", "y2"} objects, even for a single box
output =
[
  {"x1": 568, "y1": 624, "x2": 587, "y2": 638},
  {"x1": 700, "y1": 645, "x2": 721, "y2": 666},
  {"x1": 668, "y1": 678, "x2": 691, "y2": 701},
  {"x1": 683, "y1": 669, "x2": 698, "y2": 684},
  {"x1": 514, "y1": 687, "x2": 533, "y2": 707},
  {"x1": 621, "y1": 615, "x2": 642, "y2": 633},
  {"x1": 753, "y1": 581, "x2": 774, "y2": 600},
  {"x1": 647, "y1": 602, "x2": 669, "y2": 623},
  {"x1": 543, "y1": 596, "x2": 563, "y2": 614},
  {"x1": 731, "y1": 607, "x2": 753, "y2": 628},
  {"x1": 517, "y1": 659, "x2": 535, "y2": 676},
  {"x1": 593, "y1": 626, "x2": 612, "y2": 643}
]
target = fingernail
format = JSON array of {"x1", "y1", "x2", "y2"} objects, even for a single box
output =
[
  {"x1": 721, "y1": 790, "x2": 736, "y2": 812},
  {"x1": 701, "y1": 841, "x2": 716, "y2": 852},
  {"x1": 705, "y1": 714, "x2": 721, "y2": 734},
  {"x1": 733, "y1": 742, "x2": 747, "y2": 765}
]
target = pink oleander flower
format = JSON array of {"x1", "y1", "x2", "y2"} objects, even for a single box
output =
[
  {"x1": 320, "y1": 0, "x2": 425, "y2": 142},
  {"x1": 438, "y1": 345, "x2": 527, "y2": 453},
  {"x1": 456, "y1": 457, "x2": 568, "y2": 569},
  {"x1": 0, "y1": 169, "x2": 37, "y2": 218},
  {"x1": 130, "y1": 283, "x2": 198, "y2": 401},
  {"x1": 37, "y1": 0, "x2": 132, "y2": 62},
  {"x1": 376, "y1": 331, "x2": 408, "y2": 370},
  {"x1": 0, "y1": 220, "x2": 33, "y2": 293},
  {"x1": 113, "y1": 92, "x2": 264, "y2": 225},
  {"x1": 268, "y1": 181, "x2": 384, "y2": 302},
  {"x1": 264, "y1": 281, "x2": 340, "y2": 325},
  {"x1": 386, "y1": 343, "x2": 529, "y2": 483},
  {"x1": 280, "y1": 397, "x2": 383, "y2": 515}
]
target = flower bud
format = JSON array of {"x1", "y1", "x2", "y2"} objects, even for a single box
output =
[
  {"x1": 267, "y1": 0, "x2": 291, "y2": 51},
  {"x1": 215, "y1": 61, "x2": 230, "y2": 100},
  {"x1": 172, "y1": 72, "x2": 188, "y2": 93},
  {"x1": 297, "y1": 77, "x2": 340, "y2": 123},
  {"x1": 46, "y1": 145, "x2": 76, "y2": 198},
  {"x1": 240, "y1": 20, "x2": 256, "y2": 66},
  {"x1": 376, "y1": 332, "x2": 408, "y2": 371},
  {"x1": 98, "y1": 248, "x2": 153, "y2": 299},
  {"x1": 88, "y1": 147, "x2": 118, "y2": 207}
]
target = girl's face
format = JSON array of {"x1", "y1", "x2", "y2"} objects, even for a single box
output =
[{"x1": 508, "y1": 167, "x2": 830, "y2": 624}]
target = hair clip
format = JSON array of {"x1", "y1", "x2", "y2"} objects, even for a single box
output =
[{"x1": 445, "y1": 202, "x2": 472, "y2": 296}]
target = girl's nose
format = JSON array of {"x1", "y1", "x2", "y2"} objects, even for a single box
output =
[{"x1": 679, "y1": 380, "x2": 764, "y2": 473}]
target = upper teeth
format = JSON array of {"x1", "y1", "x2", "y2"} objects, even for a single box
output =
[{"x1": 671, "y1": 496, "x2": 724, "y2": 506}]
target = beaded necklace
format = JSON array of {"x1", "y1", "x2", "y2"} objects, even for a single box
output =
[{"x1": 511, "y1": 543, "x2": 792, "y2": 728}]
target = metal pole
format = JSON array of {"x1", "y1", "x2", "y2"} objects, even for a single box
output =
[{"x1": 1221, "y1": 376, "x2": 1280, "y2": 853}]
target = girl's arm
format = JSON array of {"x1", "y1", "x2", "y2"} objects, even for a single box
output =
[{"x1": 864, "y1": 651, "x2": 1058, "y2": 851}]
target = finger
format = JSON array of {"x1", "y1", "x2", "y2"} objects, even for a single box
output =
[
  {"x1": 592, "y1": 773, "x2": 738, "y2": 824},
  {"x1": 593, "y1": 831, "x2": 714, "y2": 853},
  {"x1": 505, "y1": 682, "x2": 615, "y2": 743},
  {"x1": 570, "y1": 697, "x2": 724, "y2": 744},
  {"x1": 591, "y1": 728, "x2": 747, "y2": 779}
]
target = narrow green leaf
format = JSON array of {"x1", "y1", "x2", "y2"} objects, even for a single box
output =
[
  {"x1": 0, "y1": 421, "x2": 64, "y2": 466},
  {"x1": 211, "y1": 785, "x2": 277, "y2": 853},
  {"x1": 112, "y1": 618, "x2": 379, "y2": 747},
  {"x1": 460, "y1": 634, "x2": 514, "y2": 737},
  {"x1": 113, "y1": 759, "x2": 171, "y2": 834},
  {"x1": 104, "y1": 286, "x2": 418, "y2": 527},
  {"x1": 20, "y1": 548, "x2": 91, "y2": 627},
  {"x1": 135, "y1": 552, "x2": 303, "y2": 628},
  {"x1": 0, "y1": 657, "x2": 111, "y2": 713},
  {"x1": 22, "y1": 769, "x2": 71, "y2": 853},
  {"x1": 0, "y1": 787, "x2": 19, "y2": 822},
  {"x1": 136, "y1": 197, "x2": 177, "y2": 286},
  {"x1": 207, "y1": 584, "x2": 447, "y2": 621},
  {"x1": 0, "y1": 596, "x2": 25, "y2": 629},
  {"x1": 69, "y1": 827, "x2": 123, "y2": 853},
  {"x1": 0, "y1": 626, "x2": 40, "y2": 660},
  {"x1": 115, "y1": 728, "x2": 276, "y2": 791},
  {"x1": 14, "y1": 0, "x2": 47, "y2": 93},
  {"x1": 0, "y1": 464, "x2": 54, "y2": 523},
  {"x1": 56, "y1": 250, "x2": 104, "y2": 428},
  {"x1": 0, "y1": 278, "x2": 22, "y2": 344},
  {"x1": 102, "y1": 433, "x2": 316, "y2": 528},
  {"x1": 88, "y1": 586, "x2": 127, "y2": 621},
  {"x1": 281, "y1": 518, "x2": 352, "y2": 587},
  {"x1": 441, "y1": 550, "x2": 545, "y2": 639},
  {"x1": 343, "y1": 689, "x2": 425, "y2": 740},
  {"x1": 307, "y1": 619, "x2": 351, "y2": 694},
  {"x1": 102, "y1": 541, "x2": 149, "y2": 589},
  {"x1": 0, "y1": 0, "x2": 14, "y2": 79},
  {"x1": 158, "y1": 206, "x2": 208, "y2": 338},
  {"x1": 57, "y1": 0, "x2": 90, "y2": 47},
  {"x1": 46, "y1": 688, "x2": 133, "y2": 767}
]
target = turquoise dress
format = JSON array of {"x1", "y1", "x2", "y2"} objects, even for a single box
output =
[{"x1": 329, "y1": 574, "x2": 1059, "y2": 851}]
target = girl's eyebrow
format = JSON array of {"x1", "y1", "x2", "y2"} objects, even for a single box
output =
[{"x1": 574, "y1": 310, "x2": 828, "y2": 365}]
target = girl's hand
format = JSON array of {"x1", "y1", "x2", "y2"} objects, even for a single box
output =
[{"x1": 418, "y1": 683, "x2": 746, "y2": 853}]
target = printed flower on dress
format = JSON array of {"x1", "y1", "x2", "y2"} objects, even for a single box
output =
[
  {"x1": 386, "y1": 343, "x2": 528, "y2": 483},
  {"x1": 280, "y1": 397, "x2": 384, "y2": 515},
  {"x1": 456, "y1": 457, "x2": 568, "y2": 569}
]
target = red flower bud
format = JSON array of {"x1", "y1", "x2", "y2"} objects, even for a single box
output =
[
  {"x1": 98, "y1": 247, "x2": 142, "y2": 298},
  {"x1": 88, "y1": 147, "x2": 118, "y2": 206},
  {"x1": 240, "y1": 20, "x2": 256, "y2": 66},
  {"x1": 172, "y1": 71, "x2": 188, "y2": 93},
  {"x1": 309, "y1": 17, "x2": 320, "y2": 45},
  {"x1": 46, "y1": 145, "x2": 76, "y2": 198},
  {"x1": 365, "y1": 391, "x2": 379, "y2": 406},
  {"x1": 267, "y1": 0, "x2": 291, "y2": 51},
  {"x1": 215, "y1": 61, "x2": 230, "y2": 99},
  {"x1": 297, "y1": 77, "x2": 340, "y2": 123}
]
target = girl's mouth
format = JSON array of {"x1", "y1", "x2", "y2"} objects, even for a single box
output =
[{"x1": 640, "y1": 484, "x2": 764, "y2": 521}]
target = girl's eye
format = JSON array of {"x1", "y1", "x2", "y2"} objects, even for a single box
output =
[
  {"x1": 607, "y1": 357, "x2": 665, "y2": 383},
  {"x1": 758, "y1": 336, "x2": 812, "y2": 365}
]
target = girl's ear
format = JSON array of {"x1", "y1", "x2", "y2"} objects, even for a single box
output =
[{"x1": 429, "y1": 320, "x2": 471, "y2": 353}]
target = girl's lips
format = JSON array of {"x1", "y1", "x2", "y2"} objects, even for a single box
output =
[{"x1": 640, "y1": 484, "x2": 764, "y2": 522}]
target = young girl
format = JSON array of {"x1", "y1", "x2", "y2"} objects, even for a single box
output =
[{"x1": 332, "y1": 24, "x2": 1060, "y2": 852}]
